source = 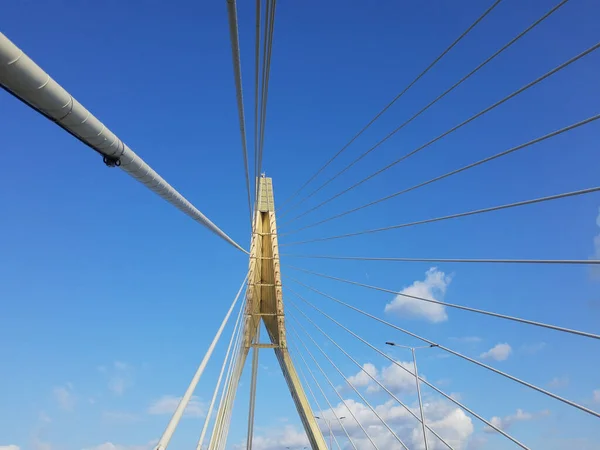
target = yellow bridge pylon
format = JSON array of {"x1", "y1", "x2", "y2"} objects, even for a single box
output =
[{"x1": 243, "y1": 175, "x2": 328, "y2": 449}]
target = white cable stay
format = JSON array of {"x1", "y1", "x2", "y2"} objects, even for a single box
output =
[
  {"x1": 226, "y1": 0, "x2": 253, "y2": 228},
  {"x1": 282, "y1": 254, "x2": 600, "y2": 265},
  {"x1": 207, "y1": 316, "x2": 245, "y2": 450},
  {"x1": 255, "y1": 0, "x2": 277, "y2": 200},
  {"x1": 0, "y1": 32, "x2": 246, "y2": 253},
  {"x1": 285, "y1": 268, "x2": 600, "y2": 341},
  {"x1": 196, "y1": 297, "x2": 245, "y2": 450},
  {"x1": 279, "y1": 0, "x2": 567, "y2": 222},
  {"x1": 289, "y1": 285, "x2": 531, "y2": 449},
  {"x1": 219, "y1": 350, "x2": 246, "y2": 450},
  {"x1": 281, "y1": 186, "x2": 600, "y2": 247},
  {"x1": 154, "y1": 276, "x2": 247, "y2": 450},
  {"x1": 276, "y1": 0, "x2": 504, "y2": 215},
  {"x1": 292, "y1": 340, "x2": 356, "y2": 450},
  {"x1": 214, "y1": 349, "x2": 245, "y2": 450},
  {"x1": 209, "y1": 313, "x2": 247, "y2": 450},
  {"x1": 253, "y1": 0, "x2": 261, "y2": 198},
  {"x1": 290, "y1": 315, "x2": 410, "y2": 450},
  {"x1": 287, "y1": 293, "x2": 454, "y2": 450},
  {"x1": 289, "y1": 277, "x2": 600, "y2": 420},
  {"x1": 246, "y1": 327, "x2": 260, "y2": 449},
  {"x1": 279, "y1": 38, "x2": 600, "y2": 227},
  {"x1": 281, "y1": 112, "x2": 600, "y2": 236},
  {"x1": 294, "y1": 350, "x2": 344, "y2": 450},
  {"x1": 289, "y1": 326, "x2": 379, "y2": 449}
]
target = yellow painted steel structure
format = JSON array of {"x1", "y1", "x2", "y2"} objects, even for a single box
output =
[{"x1": 244, "y1": 176, "x2": 328, "y2": 449}]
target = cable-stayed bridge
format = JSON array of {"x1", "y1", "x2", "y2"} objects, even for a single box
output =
[{"x1": 1, "y1": 0, "x2": 599, "y2": 449}]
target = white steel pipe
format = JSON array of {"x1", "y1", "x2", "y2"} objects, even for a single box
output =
[
  {"x1": 196, "y1": 297, "x2": 244, "y2": 450},
  {"x1": 155, "y1": 275, "x2": 247, "y2": 450},
  {"x1": 0, "y1": 32, "x2": 246, "y2": 253}
]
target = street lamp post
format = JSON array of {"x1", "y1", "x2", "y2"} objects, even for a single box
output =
[
  {"x1": 386, "y1": 342, "x2": 438, "y2": 450},
  {"x1": 315, "y1": 415, "x2": 345, "y2": 449}
]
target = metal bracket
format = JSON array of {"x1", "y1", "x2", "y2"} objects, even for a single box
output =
[{"x1": 102, "y1": 154, "x2": 121, "y2": 167}]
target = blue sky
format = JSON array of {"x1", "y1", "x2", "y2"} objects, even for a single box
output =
[{"x1": 1, "y1": 0, "x2": 599, "y2": 449}]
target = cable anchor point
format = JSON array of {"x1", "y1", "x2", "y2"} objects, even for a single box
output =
[{"x1": 102, "y1": 154, "x2": 121, "y2": 167}]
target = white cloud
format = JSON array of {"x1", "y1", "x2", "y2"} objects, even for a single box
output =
[
  {"x1": 347, "y1": 363, "x2": 378, "y2": 388},
  {"x1": 485, "y1": 409, "x2": 549, "y2": 433},
  {"x1": 82, "y1": 440, "x2": 157, "y2": 450},
  {"x1": 242, "y1": 397, "x2": 473, "y2": 450},
  {"x1": 147, "y1": 395, "x2": 205, "y2": 418},
  {"x1": 325, "y1": 397, "x2": 472, "y2": 449},
  {"x1": 233, "y1": 425, "x2": 310, "y2": 450},
  {"x1": 376, "y1": 361, "x2": 420, "y2": 395},
  {"x1": 547, "y1": 376, "x2": 569, "y2": 389},
  {"x1": 0, "y1": 446, "x2": 20, "y2": 450},
  {"x1": 480, "y1": 343, "x2": 512, "y2": 361},
  {"x1": 385, "y1": 268, "x2": 451, "y2": 323},
  {"x1": 422, "y1": 407, "x2": 474, "y2": 450},
  {"x1": 106, "y1": 361, "x2": 134, "y2": 396},
  {"x1": 53, "y1": 384, "x2": 75, "y2": 411},
  {"x1": 593, "y1": 389, "x2": 600, "y2": 403},
  {"x1": 347, "y1": 360, "x2": 418, "y2": 395}
]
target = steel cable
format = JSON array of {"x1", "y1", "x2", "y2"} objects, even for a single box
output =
[
  {"x1": 281, "y1": 112, "x2": 600, "y2": 236},
  {"x1": 281, "y1": 254, "x2": 600, "y2": 265},
  {"x1": 287, "y1": 291, "x2": 455, "y2": 450},
  {"x1": 226, "y1": 0, "x2": 253, "y2": 227},
  {"x1": 281, "y1": 186, "x2": 600, "y2": 247},
  {"x1": 289, "y1": 284, "x2": 531, "y2": 448},
  {"x1": 280, "y1": 38, "x2": 600, "y2": 227},
  {"x1": 276, "y1": 0, "x2": 504, "y2": 214},
  {"x1": 285, "y1": 268, "x2": 600, "y2": 341},
  {"x1": 288, "y1": 277, "x2": 600, "y2": 420}
]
